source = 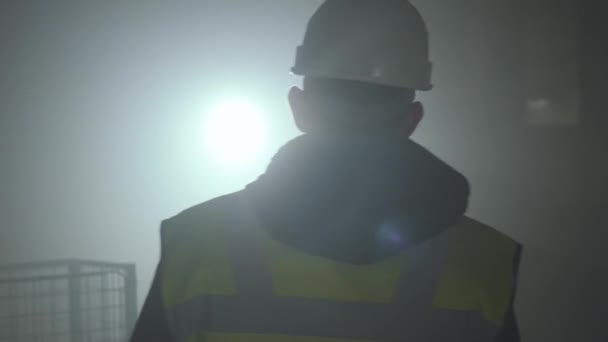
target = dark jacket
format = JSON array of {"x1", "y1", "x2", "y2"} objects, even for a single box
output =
[{"x1": 131, "y1": 135, "x2": 521, "y2": 342}]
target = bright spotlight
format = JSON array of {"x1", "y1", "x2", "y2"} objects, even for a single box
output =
[{"x1": 203, "y1": 98, "x2": 268, "y2": 164}]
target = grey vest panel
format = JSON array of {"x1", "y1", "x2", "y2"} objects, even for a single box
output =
[{"x1": 166, "y1": 294, "x2": 498, "y2": 342}]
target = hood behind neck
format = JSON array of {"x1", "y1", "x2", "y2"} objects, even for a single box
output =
[{"x1": 247, "y1": 134, "x2": 470, "y2": 264}]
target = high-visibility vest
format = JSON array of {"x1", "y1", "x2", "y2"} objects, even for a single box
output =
[{"x1": 159, "y1": 192, "x2": 520, "y2": 342}]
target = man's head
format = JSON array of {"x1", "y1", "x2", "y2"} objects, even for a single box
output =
[
  {"x1": 289, "y1": 0, "x2": 432, "y2": 137},
  {"x1": 289, "y1": 77, "x2": 423, "y2": 136}
]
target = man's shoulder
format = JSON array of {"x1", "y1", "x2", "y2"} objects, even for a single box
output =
[
  {"x1": 460, "y1": 216, "x2": 520, "y2": 242},
  {"x1": 167, "y1": 192, "x2": 241, "y2": 223},
  {"x1": 451, "y1": 216, "x2": 522, "y2": 253},
  {"x1": 160, "y1": 191, "x2": 243, "y2": 243}
]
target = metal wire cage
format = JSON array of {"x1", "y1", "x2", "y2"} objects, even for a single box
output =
[{"x1": 0, "y1": 260, "x2": 137, "y2": 342}]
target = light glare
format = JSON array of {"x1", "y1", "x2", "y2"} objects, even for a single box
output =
[{"x1": 203, "y1": 98, "x2": 267, "y2": 164}]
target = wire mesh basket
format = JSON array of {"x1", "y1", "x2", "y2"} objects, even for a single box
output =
[{"x1": 0, "y1": 260, "x2": 137, "y2": 342}]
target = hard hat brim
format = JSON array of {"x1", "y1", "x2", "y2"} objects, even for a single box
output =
[{"x1": 291, "y1": 66, "x2": 433, "y2": 92}]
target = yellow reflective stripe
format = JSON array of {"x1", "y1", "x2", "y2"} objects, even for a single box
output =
[
  {"x1": 433, "y1": 218, "x2": 518, "y2": 325},
  {"x1": 161, "y1": 205, "x2": 237, "y2": 308},
  {"x1": 186, "y1": 333, "x2": 375, "y2": 342},
  {"x1": 265, "y1": 236, "x2": 407, "y2": 303},
  {"x1": 162, "y1": 193, "x2": 410, "y2": 306}
]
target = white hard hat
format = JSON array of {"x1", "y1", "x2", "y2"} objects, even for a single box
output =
[{"x1": 292, "y1": 0, "x2": 433, "y2": 91}]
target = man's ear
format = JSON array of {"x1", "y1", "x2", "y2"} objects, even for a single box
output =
[
  {"x1": 401, "y1": 101, "x2": 424, "y2": 138},
  {"x1": 288, "y1": 86, "x2": 311, "y2": 133}
]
